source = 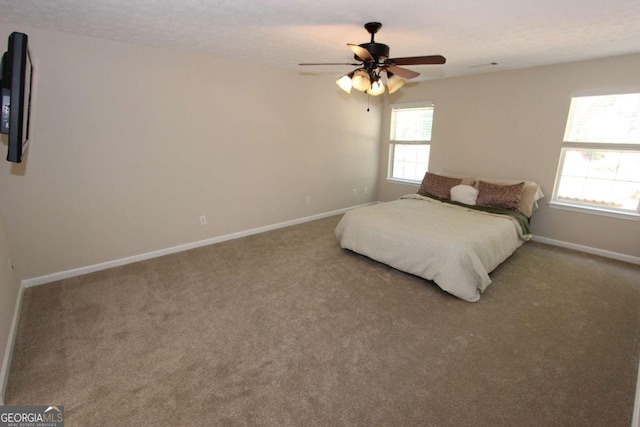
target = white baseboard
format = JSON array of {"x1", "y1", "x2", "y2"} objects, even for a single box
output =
[
  {"x1": 22, "y1": 212, "x2": 639, "y2": 288},
  {"x1": 0, "y1": 281, "x2": 25, "y2": 405},
  {"x1": 22, "y1": 203, "x2": 373, "y2": 288},
  {"x1": 531, "y1": 236, "x2": 640, "y2": 265}
]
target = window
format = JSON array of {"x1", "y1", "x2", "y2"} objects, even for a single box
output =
[
  {"x1": 388, "y1": 102, "x2": 434, "y2": 183},
  {"x1": 551, "y1": 93, "x2": 640, "y2": 220}
]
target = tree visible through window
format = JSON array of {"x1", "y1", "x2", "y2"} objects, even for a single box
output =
[
  {"x1": 388, "y1": 102, "x2": 434, "y2": 182},
  {"x1": 552, "y1": 93, "x2": 640, "y2": 218}
]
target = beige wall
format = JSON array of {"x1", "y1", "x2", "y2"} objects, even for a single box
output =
[
  {"x1": 0, "y1": 212, "x2": 21, "y2": 402},
  {"x1": 0, "y1": 25, "x2": 381, "y2": 279},
  {"x1": 1, "y1": 24, "x2": 637, "y2": 281},
  {"x1": 378, "y1": 54, "x2": 640, "y2": 259}
]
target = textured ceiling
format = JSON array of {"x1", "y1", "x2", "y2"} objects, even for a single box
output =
[{"x1": 0, "y1": 0, "x2": 639, "y2": 81}]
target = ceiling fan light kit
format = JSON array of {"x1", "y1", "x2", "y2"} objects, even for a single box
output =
[{"x1": 301, "y1": 22, "x2": 446, "y2": 97}]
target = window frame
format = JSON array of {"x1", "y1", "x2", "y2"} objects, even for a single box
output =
[
  {"x1": 550, "y1": 92, "x2": 640, "y2": 221},
  {"x1": 387, "y1": 101, "x2": 435, "y2": 184}
]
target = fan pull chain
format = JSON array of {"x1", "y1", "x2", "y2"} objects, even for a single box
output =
[{"x1": 367, "y1": 94, "x2": 370, "y2": 112}]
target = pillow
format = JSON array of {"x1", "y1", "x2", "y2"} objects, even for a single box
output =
[
  {"x1": 460, "y1": 177, "x2": 476, "y2": 186},
  {"x1": 418, "y1": 173, "x2": 462, "y2": 200},
  {"x1": 520, "y1": 183, "x2": 544, "y2": 217},
  {"x1": 436, "y1": 171, "x2": 476, "y2": 186},
  {"x1": 476, "y1": 181, "x2": 524, "y2": 212},
  {"x1": 450, "y1": 185, "x2": 479, "y2": 205},
  {"x1": 473, "y1": 178, "x2": 543, "y2": 217}
]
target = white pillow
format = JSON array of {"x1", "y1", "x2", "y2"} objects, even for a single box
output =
[{"x1": 450, "y1": 185, "x2": 479, "y2": 205}]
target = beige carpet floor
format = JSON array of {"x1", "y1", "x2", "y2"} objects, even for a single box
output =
[{"x1": 5, "y1": 215, "x2": 640, "y2": 426}]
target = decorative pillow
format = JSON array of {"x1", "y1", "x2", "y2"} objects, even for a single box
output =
[
  {"x1": 459, "y1": 177, "x2": 476, "y2": 186},
  {"x1": 519, "y1": 183, "x2": 543, "y2": 217},
  {"x1": 418, "y1": 173, "x2": 462, "y2": 200},
  {"x1": 450, "y1": 185, "x2": 479, "y2": 205},
  {"x1": 436, "y1": 172, "x2": 476, "y2": 187},
  {"x1": 476, "y1": 181, "x2": 525, "y2": 212},
  {"x1": 473, "y1": 178, "x2": 543, "y2": 217}
]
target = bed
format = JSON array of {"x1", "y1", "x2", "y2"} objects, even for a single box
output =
[{"x1": 335, "y1": 173, "x2": 542, "y2": 302}]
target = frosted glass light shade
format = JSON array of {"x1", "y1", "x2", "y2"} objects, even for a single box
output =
[
  {"x1": 351, "y1": 70, "x2": 371, "y2": 92},
  {"x1": 387, "y1": 73, "x2": 405, "y2": 94},
  {"x1": 367, "y1": 80, "x2": 385, "y2": 96},
  {"x1": 336, "y1": 75, "x2": 352, "y2": 93}
]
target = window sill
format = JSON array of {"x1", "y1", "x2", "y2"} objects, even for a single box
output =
[
  {"x1": 549, "y1": 201, "x2": 640, "y2": 221},
  {"x1": 386, "y1": 178, "x2": 421, "y2": 186}
]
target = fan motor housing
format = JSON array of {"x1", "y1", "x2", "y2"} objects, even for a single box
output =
[{"x1": 356, "y1": 42, "x2": 390, "y2": 62}]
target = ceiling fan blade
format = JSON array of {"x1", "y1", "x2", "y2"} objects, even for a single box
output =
[
  {"x1": 299, "y1": 62, "x2": 360, "y2": 66},
  {"x1": 347, "y1": 43, "x2": 373, "y2": 61},
  {"x1": 387, "y1": 65, "x2": 420, "y2": 79},
  {"x1": 389, "y1": 55, "x2": 446, "y2": 66}
]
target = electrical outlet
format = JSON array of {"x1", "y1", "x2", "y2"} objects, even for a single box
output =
[
  {"x1": 353, "y1": 188, "x2": 358, "y2": 195},
  {"x1": 306, "y1": 195, "x2": 311, "y2": 204},
  {"x1": 7, "y1": 258, "x2": 15, "y2": 270},
  {"x1": 364, "y1": 186, "x2": 368, "y2": 194},
  {"x1": 199, "y1": 215, "x2": 207, "y2": 226}
]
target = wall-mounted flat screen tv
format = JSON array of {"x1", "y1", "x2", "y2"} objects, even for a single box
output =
[{"x1": 1, "y1": 32, "x2": 33, "y2": 163}]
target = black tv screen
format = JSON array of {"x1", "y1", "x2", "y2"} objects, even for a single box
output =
[{"x1": 1, "y1": 32, "x2": 33, "y2": 163}]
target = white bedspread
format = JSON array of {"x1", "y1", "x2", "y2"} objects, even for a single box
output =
[{"x1": 335, "y1": 194, "x2": 530, "y2": 302}]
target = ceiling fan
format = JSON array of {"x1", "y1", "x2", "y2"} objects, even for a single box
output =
[{"x1": 299, "y1": 22, "x2": 446, "y2": 95}]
